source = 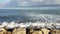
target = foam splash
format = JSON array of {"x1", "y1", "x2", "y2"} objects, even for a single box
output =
[
  {"x1": 0, "y1": 14, "x2": 60, "y2": 29},
  {"x1": 0, "y1": 21, "x2": 60, "y2": 29}
]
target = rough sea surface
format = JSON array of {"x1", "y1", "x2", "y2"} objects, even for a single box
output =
[{"x1": 0, "y1": 9, "x2": 60, "y2": 23}]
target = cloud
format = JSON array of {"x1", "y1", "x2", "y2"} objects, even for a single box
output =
[
  {"x1": 54, "y1": 0, "x2": 60, "y2": 4},
  {"x1": 43, "y1": 0, "x2": 60, "y2": 4},
  {"x1": 0, "y1": 0, "x2": 10, "y2": 7},
  {"x1": 31, "y1": 0, "x2": 44, "y2": 2},
  {"x1": 0, "y1": 0, "x2": 10, "y2": 2},
  {"x1": 18, "y1": 1, "x2": 28, "y2": 6},
  {"x1": 0, "y1": 0, "x2": 60, "y2": 7}
]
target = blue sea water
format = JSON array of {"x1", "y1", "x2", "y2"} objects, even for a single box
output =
[{"x1": 0, "y1": 9, "x2": 60, "y2": 23}]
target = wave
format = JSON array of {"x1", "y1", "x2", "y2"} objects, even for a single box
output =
[
  {"x1": 0, "y1": 13, "x2": 60, "y2": 29},
  {"x1": 26, "y1": 13, "x2": 60, "y2": 22},
  {"x1": 0, "y1": 21, "x2": 60, "y2": 29},
  {"x1": 0, "y1": 13, "x2": 60, "y2": 23}
]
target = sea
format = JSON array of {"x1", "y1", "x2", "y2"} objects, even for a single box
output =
[{"x1": 0, "y1": 8, "x2": 60, "y2": 23}]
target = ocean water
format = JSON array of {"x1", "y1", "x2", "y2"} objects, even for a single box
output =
[{"x1": 0, "y1": 9, "x2": 60, "y2": 23}]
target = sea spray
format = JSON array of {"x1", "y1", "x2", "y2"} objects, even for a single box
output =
[{"x1": 0, "y1": 21, "x2": 60, "y2": 29}]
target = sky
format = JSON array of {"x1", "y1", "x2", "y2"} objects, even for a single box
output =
[{"x1": 0, "y1": 0, "x2": 60, "y2": 8}]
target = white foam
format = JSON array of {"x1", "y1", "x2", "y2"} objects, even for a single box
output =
[{"x1": 0, "y1": 21, "x2": 60, "y2": 29}]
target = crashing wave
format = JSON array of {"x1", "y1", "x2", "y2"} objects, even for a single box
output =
[
  {"x1": 0, "y1": 13, "x2": 60, "y2": 29},
  {"x1": 0, "y1": 21, "x2": 60, "y2": 29}
]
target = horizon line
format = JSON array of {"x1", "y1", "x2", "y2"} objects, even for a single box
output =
[{"x1": 0, "y1": 7, "x2": 60, "y2": 10}]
